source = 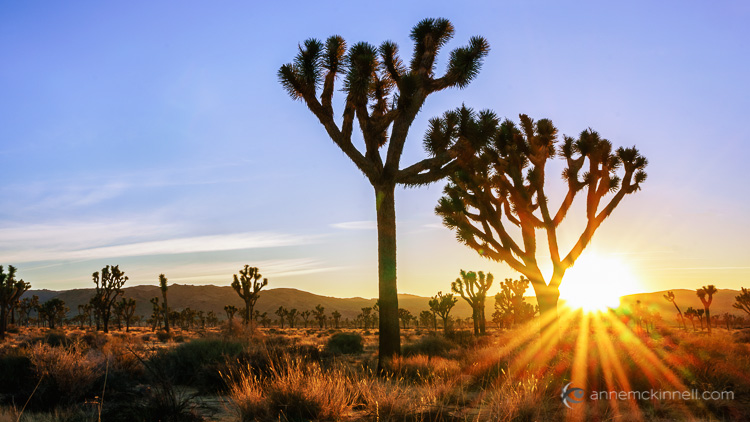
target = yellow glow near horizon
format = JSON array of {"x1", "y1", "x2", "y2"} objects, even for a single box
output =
[{"x1": 558, "y1": 251, "x2": 641, "y2": 312}]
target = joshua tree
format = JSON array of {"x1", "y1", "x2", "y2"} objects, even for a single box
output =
[
  {"x1": 159, "y1": 274, "x2": 170, "y2": 333},
  {"x1": 494, "y1": 276, "x2": 536, "y2": 328},
  {"x1": 419, "y1": 310, "x2": 435, "y2": 330},
  {"x1": 150, "y1": 297, "x2": 162, "y2": 331},
  {"x1": 225, "y1": 305, "x2": 238, "y2": 321},
  {"x1": 734, "y1": 288, "x2": 750, "y2": 316},
  {"x1": 696, "y1": 285, "x2": 717, "y2": 334},
  {"x1": 360, "y1": 307, "x2": 373, "y2": 330},
  {"x1": 331, "y1": 310, "x2": 342, "y2": 329},
  {"x1": 279, "y1": 18, "x2": 489, "y2": 366},
  {"x1": 285, "y1": 308, "x2": 298, "y2": 329},
  {"x1": 696, "y1": 308, "x2": 705, "y2": 330},
  {"x1": 451, "y1": 270, "x2": 493, "y2": 335},
  {"x1": 300, "y1": 310, "x2": 312, "y2": 328},
  {"x1": 684, "y1": 307, "x2": 697, "y2": 331},
  {"x1": 663, "y1": 291, "x2": 686, "y2": 331},
  {"x1": 275, "y1": 306, "x2": 288, "y2": 328},
  {"x1": 0, "y1": 265, "x2": 30, "y2": 339},
  {"x1": 435, "y1": 113, "x2": 648, "y2": 334},
  {"x1": 231, "y1": 265, "x2": 268, "y2": 327},
  {"x1": 39, "y1": 298, "x2": 68, "y2": 330},
  {"x1": 91, "y1": 265, "x2": 127, "y2": 333},
  {"x1": 119, "y1": 298, "x2": 136, "y2": 332},
  {"x1": 313, "y1": 304, "x2": 326, "y2": 329},
  {"x1": 398, "y1": 308, "x2": 412, "y2": 329},
  {"x1": 429, "y1": 291, "x2": 457, "y2": 334}
]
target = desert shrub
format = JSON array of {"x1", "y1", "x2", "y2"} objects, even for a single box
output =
[
  {"x1": 141, "y1": 334, "x2": 152, "y2": 342},
  {"x1": 402, "y1": 335, "x2": 454, "y2": 358},
  {"x1": 225, "y1": 358, "x2": 354, "y2": 422},
  {"x1": 156, "y1": 331, "x2": 171, "y2": 343},
  {"x1": 79, "y1": 331, "x2": 108, "y2": 349},
  {"x1": 480, "y1": 374, "x2": 555, "y2": 422},
  {"x1": 174, "y1": 335, "x2": 185, "y2": 343},
  {"x1": 0, "y1": 350, "x2": 35, "y2": 400},
  {"x1": 151, "y1": 337, "x2": 246, "y2": 391},
  {"x1": 325, "y1": 333, "x2": 363, "y2": 355},
  {"x1": 26, "y1": 342, "x2": 104, "y2": 409},
  {"x1": 43, "y1": 330, "x2": 68, "y2": 347},
  {"x1": 389, "y1": 355, "x2": 461, "y2": 383},
  {"x1": 444, "y1": 330, "x2": 475, "y2": 347}
]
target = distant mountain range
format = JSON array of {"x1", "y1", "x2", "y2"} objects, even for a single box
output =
[{"x1": 22, "y1": 285, "x2": 746, "y2": 322}]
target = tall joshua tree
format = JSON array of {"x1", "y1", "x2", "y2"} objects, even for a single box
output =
[
  {"x1": 451, "y1": 270, "x2": 493, "y2": 335},
  {"x1": 1, "y1": 265, "x2": 30, "y2": 339},
  {"x1": 696, "y1": 285, "x2": 717, "y2": 334},
  {"x1": 279, "y1": 18, "x2": 489, "y2": 365},
  {"x1": 663, "y1": 291, "x2": 686, "y2": 331},
  {"x1": 734, "y1": 287, "x2": 750, "y2": 317},
  {"x1": 429, "y1": 291, "x2": 457, "y2": 334},
  {"x1": 159, "y1": 274, "x2": 170, "y2": 333},
  {"x1": 91, "y1": 265, "x2": 127, "y2": 333},
  {"x1": 435, "y1": 113, "x2": 648, "y2": 333},
  {"x1": 231, "y1": 265, "x2": 268, "y2": 327}
]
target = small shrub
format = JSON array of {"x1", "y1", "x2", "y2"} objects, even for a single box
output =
[
  {"x1": 44, "y1": 330, "x2": 68, "y2": 347},
  {"x1": 325, "y1": 333, "x2": 363, "y2": 355},
  {"x1": 444, "y1": 330, "x2": 475, "y2": 347},
  {"x1": 174, "y1": 335, "x2": 185, "y2": 343},
  {"x1": 402, "y1": 335, "x2": 454, "y2": 358},
  {"x1": 156, "y1": 331, "x2": 171, "y2": 343},
  {"x1": 151, "y1": 337, "x2": 246, "y2": 391}
]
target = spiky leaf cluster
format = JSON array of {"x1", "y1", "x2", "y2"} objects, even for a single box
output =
[
  {"x1": 435, "y1": 114, "x2": 648, "y2": 288},
  {"x1": 278, "y1": 18, "x2": 490, "y2": 185}
]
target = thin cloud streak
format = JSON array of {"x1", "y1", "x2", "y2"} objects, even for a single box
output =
[
  {"x1": 330, "y1": 220, "x2": 376, "y2": 230},
  {"x1": 1, "y1": 232, "x2": 318, "y2": 264}
]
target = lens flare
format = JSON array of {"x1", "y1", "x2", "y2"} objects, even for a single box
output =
[{"x1": 558, "y1": 251, "x2": 640, "y2": 312}]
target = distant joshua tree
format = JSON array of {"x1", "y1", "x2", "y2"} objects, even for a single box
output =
[
  {"x1": 39, "y1": 298, "x2": 68, "y2": 330},
  {"x1": 494, "y1": 277, "x2": 536, "y2": 329},
  {"x1": 398, "y1": 308, "x2": 412, "y2": 329},
  {"x1": 231, "y1": 265, "x2": 268, "y2": 327},
  {"x1": 313, "y1": 304, "x2": 326, "y2": 329},
  {"x1": 684, "y1": 307, "x2": 697, "y2": 331},
  {"x1": 696, "y1": 308, "x2": 705, "y2": 330},
  {"x1": 150, "y1": 297, "x2": 162, "y2": 331},
  {"x1": 696, "y1": 285, "x2": 717, "y2": 334},
  {"x1": 119, "y1": 298, "x2": 136, "y2": 332},
  {"x1": 300, "y1": 310, "x2": 312, "y2": 328},
  {"x1": 225, "y1": 305, "x2": 238, "y2": 321},
  {"x1": 419, "y1": 310, "x2": 436, "y2": 331},
  {"x1": 0, "y1": 265, "x2": 30, "y2": 339},
  {"x1": 452, "y1": 270, "x2": 493, "y2": 335},
  {"x1": 275, "y1": 306, "x2": 288, "y2": 328},
  {"x1": 733, "y1": 288, "x2": 750, "y2": 317},
  {"x1": 331, "y1": 310, "x2": 342, "y2": 329},
  {"x1": 285, "y1": 308, "x2": 298, "y2": 329},
  {"x1": 279, "y1": 18, "x2": 490, "y2": 367},
  {"x1": 429, "y1": 291, "x2": 458, "y2": 334},
  {"x1": 435, "y1": 113, "x2": 648, "y2": 335},
  {"x1": 91, "y1": 265, "x2": 127, "y2": 333},
  {"x1": 663, "y1": 291, "x2": 686, "y2": 331},
  {"x1": 159, "y1": 274, "x2": 170, "y2": 333}
]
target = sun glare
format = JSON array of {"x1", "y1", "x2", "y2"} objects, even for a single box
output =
[{"x1": 558, "y1": 251, "x2": 641, "y2": 312}]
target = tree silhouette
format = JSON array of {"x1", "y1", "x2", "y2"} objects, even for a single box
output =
[
  {"x1": 39, "y1": 298, "x2": 67, "y2": 329},
  {"x1": 331, "y1": 310, "x2": 342, "y2": 329},
  {"x1": 733, "y1": 287, "x2": 750, "y2": 317},
  {"x1": 300, "y1": 310, "x2": 312, "y2": 328},
  {"x1": 398, "y1": 308, "x2": 412, "y2": 329},
  {"x1": 115, "y1": 298, "x2": 136, "y2": 332},
  {"x1": 360, "y1": 307, "x2": 373, "y2": 330},
  {"x1": 493, "y1": 276, "x2": 536, "y2": 328},
  {"x1": 286, "y1": 308, "x2": 298, "y2": 329},
  {"x1": 150, "y1": 297, "x2": 162, "y2": 331},
  {"x1": 435, "y1": 114, "x2": 648, "y2": 333},
  {"x1": 225, "y1": 305, "x2": 238, "y2": 321},
  {"x1": 313, "y1": 304, "x2": 326, "y2": 329},
  {"x1": 696, "y1": 285, "x2": 717, "y2": 334},
  {"x1": 275, "y1": 306, "x2": 288, "y2": 328},
  {"x1": 451, "y1": 270, "x2": 493, "y2": 335},
  {"x1": 419, "y1": 310, "x2": 436, "y2": 331},
  {"x1": 231, "y1": 265, "x2": 268, "y2": 327},
  {"x1": 279, "y1": 18, "x2": 489, "y2": 366},
  {"x1": 0, "y1": 265, "x2": 30, "y2": 339},
  {"x1": 159, "y1": 274, "x2": 170, "y2": 333},
  {"x1": 429, "y1": 291, "x2": 457, "y2": 334},
  {"x1": 696, "y1": 308, "x2": 705, "y2": 330},
  {"x1": 91, "y1": 265, "x2": 127, "y2": 333},
  {"x1": 663, "y1": 291, "x2": 686, "y2": 331},
  {"x1": 684, "y1": 307, "x2": 697, "y2": 331}
]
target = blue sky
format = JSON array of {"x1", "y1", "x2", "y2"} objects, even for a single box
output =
[{"x1": 1, "y1": 1, "x2": 749, "y2": 298}]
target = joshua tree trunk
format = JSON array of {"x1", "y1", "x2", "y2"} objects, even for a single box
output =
[
  {"x1": 705, "y1": 308, "x2": 711, "y2": 333},
  {"x1": 535, "y1": 283, "x2": 560, "y2": 335},
  {"x1": 672, "y1": 302, "x2": 686, "y2": 331},
  {"x1": 376, "y1": 184, "x2": 400, "y2": 365}
]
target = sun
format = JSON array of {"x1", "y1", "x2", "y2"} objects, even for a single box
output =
[{"x1": 558, "y1": 251, "x2": 641, "y2": 312}]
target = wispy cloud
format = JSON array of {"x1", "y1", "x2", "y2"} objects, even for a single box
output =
[
  {"x1": 161, "y1": 258, "x2": 344, "y2": 284},
  {"x1": 330, "y1": 220, "x2": 377, "y2": 230},
  {"x1": 0, "y1": 221, "x2": 318, "y2": 264}
]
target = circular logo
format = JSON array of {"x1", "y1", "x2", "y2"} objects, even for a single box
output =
[{"x1": 561, "y1": 382, "x2": 585, "y2": 408}]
